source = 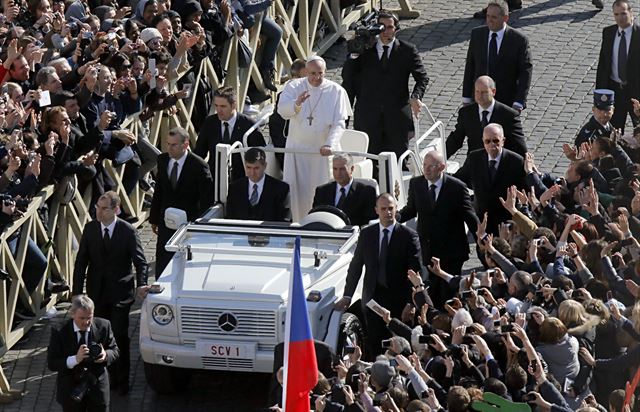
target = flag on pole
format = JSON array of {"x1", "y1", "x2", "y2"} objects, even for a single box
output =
[{"x1": 282, "y1": 236, "x2": 318, "y2": 412}]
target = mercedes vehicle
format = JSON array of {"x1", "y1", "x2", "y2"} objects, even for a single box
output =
[{"x1": 140, "y1": 104, "x2": 451, "y2": 393}]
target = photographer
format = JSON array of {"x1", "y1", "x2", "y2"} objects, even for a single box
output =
[
  {"x1": 341, "y1": 10, "x2": 428, "y2": 160},
  {"x1": 47, "y1": 294, "x2": 119, "y2": 412}
]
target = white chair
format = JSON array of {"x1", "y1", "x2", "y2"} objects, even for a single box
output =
[{"x1": 340, "y1": 129, "x2": 373, "y2": 179}]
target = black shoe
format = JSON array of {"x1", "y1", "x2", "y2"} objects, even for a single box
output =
[
  {"x1": 473, "y1": 7, "x2": 487, "y2": 18},
  {"x1": 49, "y1": 281, "x2": 70, "y2": 294},
  {"x1": 262, "y1": 68, "x2": 278, "y2": 92},
  {"x1": 592, "y1": 0, "x2": 604, "y2": 9}
]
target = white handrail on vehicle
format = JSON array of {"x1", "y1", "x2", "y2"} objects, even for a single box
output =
[
  {"x1": 412, "y1": 120, "x2": 445, "y2": 160},
  {"x1": 242, "y1": 103, "x2": 275, "y2": 147}
]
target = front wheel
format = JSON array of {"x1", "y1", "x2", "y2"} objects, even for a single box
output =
[{"x1": 336, "y1": 312, "x2": 365, "y2": 360}]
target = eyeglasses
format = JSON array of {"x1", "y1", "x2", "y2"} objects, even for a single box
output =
[{"x1": 483, "y1": 139, "x2": 501, "y2": 144}]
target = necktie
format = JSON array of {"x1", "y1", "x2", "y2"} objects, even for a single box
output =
[
  {"x1": 429, "y1": 184, "x2": 437, "y2": 205},
  {"x1": 170, "y1": 160, "x2": 179, "y2": 190},
  {"x1": 381, "y1": 45, "x2": 389, "y2": 71},
  {"x1": 481, "y1": 110, "x2": 490, "y2": 128},
  {"x1": 489, "y1": 160, "x2": 497, "y2": 182},
  {"x1": 378, "y1": 228, "x2": 389, "y2": 288},
  {"x1": 223, "y1": 121, "x2": 230, "y2": 141},
  {"x1": 336, "y1": 187, "x2": 346, "y2": 209},
  {"x1": 488, "y1": 32, "x2": 498, "y2": 78},
  {"x1": 249, "y1": 183, "x2": 259, "y2": 206},
  {"x1": 618, "y1": 30, "x2": 628, "y2": 83},
  {"x1": 103, "y1": 227, "x2": 110, "y2": 252},
  {"x1": 78, "y1": 330, "x2": 86, "y2": 349}
]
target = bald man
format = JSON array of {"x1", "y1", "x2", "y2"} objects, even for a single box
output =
[
  {"x1": 398, "y1": 151, "x2": 479, "y2": 308},
  {"x1": 447, "y1": 76, "x2": 527, "y2": 159}
]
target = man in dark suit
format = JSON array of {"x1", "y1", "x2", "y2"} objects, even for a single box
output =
[
  {"x1": 194, "y1": 86, "x2": 266, "y2": 182},
  {"x1": 398, "y1": 151, "x2": 479, "y2": 308},
  {"x1": 48, "y1": 295, "x2": 119, "y2": 412},
  {"x1": 596, "y1": 0, "x2": 640, "y2": 132},
  {"x1": 335, "y1": 193, "x2": 423, "y2": 357},
  {"x1": 226, "y1": 148, "x2": 290, "y2": 221},
  {"x1": 447, "y1": 75, "x2": 527, "y2": 158},
  {"x1": 72, "y1": 191, "x2": 148, "y2": 396},
  {"x1": 342, "y1": 10, "x2": 429, "y2": 158},
  {"x1": 455, "y1": 123, "x2": 526, "y2": 235},
  {"x1": 150, "y1": 127, "x2": 214, "y2": 274},
  {"x1": 462, "y1": 0, "x2": 532, "y2": 111},
  {"x1": 312, "y1": 153, "x2": 377, "y2": 226}
]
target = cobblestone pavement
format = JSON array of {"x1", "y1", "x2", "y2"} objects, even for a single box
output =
[{"x1": 0, "y1": 0, "x2": 620, "y2": 410}]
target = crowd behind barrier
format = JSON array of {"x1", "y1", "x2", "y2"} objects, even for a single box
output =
[{"x1": 0, "y1": 0, "x2": 407, "y2": 397}]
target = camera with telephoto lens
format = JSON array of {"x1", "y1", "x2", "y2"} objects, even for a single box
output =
[
  {"x1": 347, "y1": 11, "x2": 385, "y2": 54},
  {"x1": 0, "y1": 194, "x2": 29, "y2": 210},
  {"x1": 70, "y1": 342, "x2": 102, "y2": 402}
]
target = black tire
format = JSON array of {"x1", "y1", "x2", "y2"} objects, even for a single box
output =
[
  {"x1": 336, "y1": 312, "x2": 365, "y2": 360},
  {"x1": 144, "y1": 362, "x2": 191, "y2": 394}
]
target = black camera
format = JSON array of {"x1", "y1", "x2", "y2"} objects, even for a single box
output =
[
  {"x1": 347, "y1": 11, "x2": 385, "y2": 54},
  {"x1": 87, "y1": 342, "x2": 102, "y2": 362},
  {"x1": 418, "y1": 335, "x2": 435, "y2": 345},
  {"x1": 0, "y1": 194, "x2": 29, "y2": 210},
  {"x1": 71, "y1": 367, "x2": 97, "y2": 403}
]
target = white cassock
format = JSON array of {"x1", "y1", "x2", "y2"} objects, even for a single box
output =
[{"x1": 278, "y1": 77, "x2": 352, "y2": 222}]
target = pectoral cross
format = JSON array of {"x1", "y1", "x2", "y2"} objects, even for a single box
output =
[{"x1": 306, "y1": 115, "x2": 314, "y2": 126}]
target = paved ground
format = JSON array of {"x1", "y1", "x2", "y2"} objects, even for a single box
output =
[{"x1": 0, "y1": 0, "x2": 621, "y2": 410}]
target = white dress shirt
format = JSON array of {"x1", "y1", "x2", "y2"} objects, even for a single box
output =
[
  {"x1": 66, "y1": 323, "x2": 91, "y2": 369},
  {"x1": 611, "y1": 25, "x2": 633, "y2": 83},
  {"x1": 478, "y1": 100, "x2": 496, "y2": 123},
  {"x1": 427, "y1": 176, "x2": 444, "y2": 202},
  {"x1": 334, "y1": 179, "x2": 353, "y2": 206},
  {"x1": 376, "y1": 38, "x2": 396, "y2": 59},
  {"x1": 247, "y1": 174, "x2": 266, "y2": 202},
  {"x1": 378, "y1": 222, "x2": 395, "y2": 252},
  {"x1": 488, "y1": 151, "x2": 503, "y2": 168},
  {"x1": 166, "y1": 150, "x2": 188, "y2": 181},
  {"x1": 219, "y1": 111, "x2": 238, "y2": 139},
  {"x1": 100, "y1": 218, "x2": 117, "y2": 239},
  {"x1": 487, "y1": 26, "x2": 506, "y2": 53}
]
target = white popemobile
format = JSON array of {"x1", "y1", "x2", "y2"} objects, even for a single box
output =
[{"x1": 139, "y1": 105, "x2": 452, "y2": 394}]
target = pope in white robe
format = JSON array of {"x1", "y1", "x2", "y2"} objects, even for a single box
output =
[{"x1": 277, "y1": 56, "x2": 353, "y2": 222}]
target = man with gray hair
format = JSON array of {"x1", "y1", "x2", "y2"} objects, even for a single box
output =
[
  {"x1": 312, "y1": 153, "x2": 377, "y2": 226},
  {"x1": 35, "y1": 66, "x2": 63, "y2": 94},
  {"x1": 47, "y1": 294, "x2": 119, "y2": 411}
]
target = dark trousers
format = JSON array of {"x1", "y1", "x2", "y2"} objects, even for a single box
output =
[
  {"x1": 94, "y1": 302, "x2": 131, "y2": 388},
  {"x1": 363, "y1": 285, "x2": 407, "y2": 359},
  {"x1": 355, "y1": 111, "x2": 413, "y2": 159},
  {"x1": 609, "y1": 80, "x2": 640, "y2": 133},
  {"x1": 61, "y1": 372, "x2": 109, "y2": 412},
  {"x1": 155, "y1": 223, "x2": 176, "y2": 276}
]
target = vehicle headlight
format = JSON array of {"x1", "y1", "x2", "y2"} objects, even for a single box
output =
[{"x1": 152, "y1": 304, "x2": 174, "y2": 325}]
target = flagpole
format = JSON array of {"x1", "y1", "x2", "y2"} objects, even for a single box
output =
[{"x1": 281, "y1": 236, "x2": 299, "y2": 412}]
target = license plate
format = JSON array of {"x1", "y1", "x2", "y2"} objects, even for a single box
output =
[{"x1": 196, "y1": 341, "x2": 256, "y2": 358}]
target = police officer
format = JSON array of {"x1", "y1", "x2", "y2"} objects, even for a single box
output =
[{"x1": 575, "y1": 89, "x2": 617, "y2": 146}]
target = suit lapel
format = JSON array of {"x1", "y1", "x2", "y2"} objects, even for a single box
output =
[{"x1": 497, "y1": 27, "x2": 510, "y2": 63}]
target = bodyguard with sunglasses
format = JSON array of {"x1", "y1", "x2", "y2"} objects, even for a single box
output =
[{"x1": 454, "y1": 123, "x2": 526, "y2": 234}]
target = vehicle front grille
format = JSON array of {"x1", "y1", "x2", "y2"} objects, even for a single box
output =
[
  {"x1": 201, "y1": 356, "x2": 254, "y2": 370},
  {"x1": 180, "y1": 306, "x2": 278, "y2": 339}
]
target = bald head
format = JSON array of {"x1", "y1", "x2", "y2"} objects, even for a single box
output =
[
  {"x1": 474, "y1": 76, "x2": 496, "y2": 108},
  {"x1": 423, "y1": 150, "x2": 446, "y2": 181}
]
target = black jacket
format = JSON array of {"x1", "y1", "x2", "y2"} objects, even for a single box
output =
[
  {"x1": 312, "y1": 179, "x2": 377, "y2": 226},
  {"x1": 596, "y1": 22, "x2": 640, "y2": 98},
  {"x1": 226, "y1": 175, "x2": 290, "y2": 222}
]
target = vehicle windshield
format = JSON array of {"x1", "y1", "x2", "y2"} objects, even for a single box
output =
[{"x1": 182, "y1": 230, "x2": 346, "y2": 254}]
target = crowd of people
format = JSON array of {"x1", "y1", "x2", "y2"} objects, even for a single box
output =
[{"x1": 0, "y1": 0, "x2": 638, "y2": 410}]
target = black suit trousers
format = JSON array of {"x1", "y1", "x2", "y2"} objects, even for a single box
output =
[
  {"x1": 155, "y1": 223, "x2": 176, "y2": 276},
  {"x1": 364, "y1": 284, "x2": 406, "y2": 359},
  {"x1": 427, "y1": 258, "x2": 464, "y2": 309},
  {"x1": 61, "y1": 373, "x2": 109, "y2": 412},
  {"x1": 609, "y1": 80, "x2": 640, "y2": 132},
  {"x1": 94, "y1": 302, "x2": 132, "y2": 387}
]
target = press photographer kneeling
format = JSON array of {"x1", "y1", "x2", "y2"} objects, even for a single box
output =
[{"x1": 47, "y1": 295, "x2": 119, "y2": 412}]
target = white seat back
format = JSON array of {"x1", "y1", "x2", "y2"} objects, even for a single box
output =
[{"x1": 340, "y1": 130, "x2": 373, "y2": 179}]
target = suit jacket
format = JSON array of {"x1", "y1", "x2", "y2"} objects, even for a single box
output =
[
  {"x1": 343, "y1": 223, "x2": 423, "y2": 312},
  {"x1": 226, "y1": 175, "x2": 290, "y2": 222},
  {"x1": 596, "y1": 22, "x2": 640, "y2": 98},
  {"x1": 194, "y1": 113, "x2": 265, "y2": 182},
  {"x1": 72, "y1": 218, "x2": 148, "y2": 305},
  {"x1": 47, "y1": 317, "x2": 119, "y2": 405},
  {"x1": 312, "y1": 179, "x2": 377, "y2": 226},
  {"x1": 462, "y1": 26, "x2": 533, "y2": 107},
  {"x1": 446, "y1": 101, "x2": 527, "y2": 157},
  {"x1": 398, "y1": 174, "x2": 479, "y2": 261},
  {"x1": 149, "y1": 151, "x2": 214, "y2": 226},
  {"x1": 455, "y1": 148, "x2": 526, "y2": 232},
  {"x1": 342, "y1": 39, "x2": 428, "y2": 133}
]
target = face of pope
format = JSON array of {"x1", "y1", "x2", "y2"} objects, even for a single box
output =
[{"x1": 306, "y1": 60, "x2": 325, "y2": 87}]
